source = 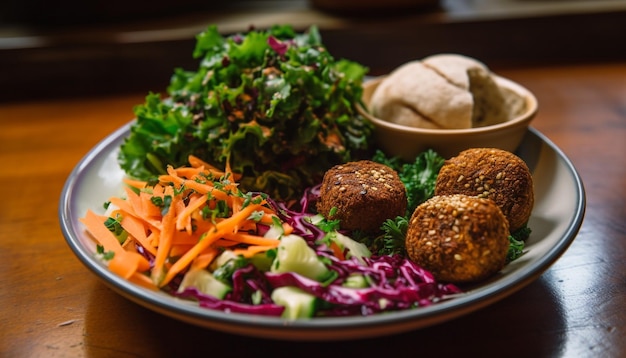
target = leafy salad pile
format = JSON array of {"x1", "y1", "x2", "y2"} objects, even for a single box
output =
[{"x1": 119, "y1": 24, "x2": 372, "y2": 202}]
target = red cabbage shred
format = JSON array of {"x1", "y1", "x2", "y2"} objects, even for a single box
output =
[{"x1": 167, "y1": 187, "x2": 462, "y2": 318}]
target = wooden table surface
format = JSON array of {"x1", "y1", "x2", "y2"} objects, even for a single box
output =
[{"x1": 1, "y1": 60, "x2": 625, "y2": 357}]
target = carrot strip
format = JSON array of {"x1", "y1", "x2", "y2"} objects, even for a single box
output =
[
  {"x1": 120, "y1": 215, "x2": 157, "y2": 256},
  {"x1": 80, "y1": 210, "x2": 151, "y2": 278},
  {"x1": 230, "y1": 197, "x2": 243, "y2": 233},
  {"x1": 123, "y1": 186, "x2": 144, "y2": 213},
  {"x1": 188, "y1": 155, "x2": 223, "y2": 172},
  {"x1": 170, "y1": 244, "x2": 194, "y2": 258},
  {"x1": 161, "y1": 167, "x2": 229, "y2": 200},
  {"x1": 232, "y1": 245, "x2": 277, "y2": 258},
  {"x1": 190, "y1": 247, "x2": 220, "y2": 270},
  {"x1": 188, "y1": 154, "x2": 242, "y2": 180},
  {"x1": 119, "y1": 214, "x2": 147, "y2": 241},
  {"x1": 282, "y1": 222, "x2": 294, "y2": 235},
  {"x1": 236, "y1": 220, "x2": 257, "y2": 233},
  {"x1": 139, "y1": 190, "x2": 163, "y2": 218},
  {"x1": 172, "y1": 229, "x2": 204, "y2": 246},
  {"x1": 156, "y1": 174, "x2": 178, "y2": 185},
  {"x1": 152, "y1": 183, "x2": 165, "y2": 197},
  {"x1": 159, "y1": 202, "x2": 264, "y2": 287},
  {"x1": 108, "y1": 197, "x2": 136, "y2": 218},
  {"x1": 222, "y1": 232, "x2": 280, "y2": 247},
  {"x1": 123, "y1": 178, "x2": 149, "y2": 190},
  {"x1": 81, "y1": 210, "x2": 125, "y2": 255},
  {"x1": 109, "y1": 250, "x2": 151, "y2": 279},
  {"x1": 258, "y1": 212, "x2": 279, "y2": 225},
  {"x1": 213, "y1": 239, "x2": 239, "y2": 247},
  {"x1": 151, "y1": 186, "x2": 179, "y2": 285},
  {"x1": 148, "y1": 231, "x2": 160, "y2": 248},
  {"x1": 176, "y1": 193, "x2": 208, "y2": 233},
  {"x1": 172, "y1": 166, "x2": 205, "y2": 179},
  {"x1": 109, "y1": 195, "x2": 161, "y2": 231},
  {"x1": 128, "y1": 272, "x2": 158, "y2": 290},
  {"x1": 329, "y1": 241, "x2": 346, "y2": 261},
  {"x1": 222, "y1": 155, "x2": 243, "y2": 181}
]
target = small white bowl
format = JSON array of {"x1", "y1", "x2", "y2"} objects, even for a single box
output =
[{"x1": 358, "y1": 75, "x2": 538, "y2": 160}]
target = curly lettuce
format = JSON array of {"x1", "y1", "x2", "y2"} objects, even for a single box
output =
[{"x1": 119, "y1": 24, "x2": 372, "y2": 201}]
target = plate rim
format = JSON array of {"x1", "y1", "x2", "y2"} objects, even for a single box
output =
[{"x1": 58, "y1": 123, "x2": 586, "y2": 340}]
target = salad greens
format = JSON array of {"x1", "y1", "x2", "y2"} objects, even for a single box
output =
[
  {"x1": 372, "y1": 148, "x2": 445, "y2": 215},
  {"x1": 366, "y1": 149, "x2": 445, "y2": 256},
  {"x1": 119, "y1": 24, "x2": 372, "y2": 201}
]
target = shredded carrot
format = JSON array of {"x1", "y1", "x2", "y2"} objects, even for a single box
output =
[
  {"x1": 80, "y1": 210, "x2": 151, "y2": 279},
  {"x1": 282, "y1": 222, "x2": 294, "y2": 236},
  {"x1": 190, "y1": 247, "x2": 220, "y2": 270},
  {"x1": 170, "y1": 244, "x2": 194, "y2": 258},
  {"x1": 139, "y1": 191, "x2": 163, "y2": 218},
  {"x1": 160, "y1": 202, "x2": 266, "y2": 287},
  {"x1": 151, "y1": 185, "x2": 178, "y2": 285},
  {"x1": 120, "y1": 215, "x2": 157, "y2": 256},
  {"x1": 128, "y1": 272, "x2": 158, "y2": 290},
  {"x1": 81, "y1": 154, "x2": 284, "y2": 292},
  {"x1": 232, "y1": 245, "x2": 277, "y2": 258},
  {"x1": 189, "y1": 154, "x2": 242, "y2": 180},
  {"x1": 109, "y1": 250, "x2": 151, "y2": 279},
  {"x1": 148, "y1": 231, "x2": 160, "y2": 248},
  {"x1": 123, "y1": 177, "x2": 149, "y2": 190},
  {"x1": 160, "y1": 167, "x2": 230, "y2": 200},
  {"x1": 176, "y1": 193, "x2": 208, "y2": 233},
  {"x1": 81, "y1": 210, "x2": 125, "y2": 255},
  {"x1": 172, "y1": 166, "x2": 207, "y2": 179},
  {"x1": 213, "y1": 239, "x2": 239, "y2": 247},
  {"x1": 222, "y1": 232, "x2": 280, "y2": 247},
  {"x1": 329, "y1": 241, "x2": 346, "y2": 261}
]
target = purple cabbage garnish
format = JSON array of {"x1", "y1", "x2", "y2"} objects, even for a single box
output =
[
  {"x1": 252, "y1": 185, "x2": 325, "y2": 242},
  {"x1": 176, "y1": 287, "x2": 284, "y2": 316},
  {"x1": 265, "y1": 255, "x2": 462, "y2": 316},
  {"x1": 268, "y1": 36, "x2": 289, "y2": 56},
  {"x1": 169, "y1": 185, "x2": 463, "y2": 317}
]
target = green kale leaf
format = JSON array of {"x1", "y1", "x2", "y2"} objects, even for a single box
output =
[
  {"x1": 119, "y1": 24, "x2": 372, "y2": 201},
  {"x1": 372, "y1": 148, "x2": 445, "y2": 214}
]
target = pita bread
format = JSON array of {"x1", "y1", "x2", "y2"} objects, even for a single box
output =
[
  {"x1": 370, "y1": 54, "x2": 515, "y2": 129},
  {"x1": 371, "y1": 61, "x2": 473, "y2": 129}
]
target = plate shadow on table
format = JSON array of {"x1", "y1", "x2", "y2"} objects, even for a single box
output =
[{"x1": 84, "y1": 276, "x2": 566, "y2": 357}]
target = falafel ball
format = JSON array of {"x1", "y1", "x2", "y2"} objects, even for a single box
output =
[
  {"x1": 316, "y1": 160, "x2": 407, "y2": 232},
  {"x1": 435, "y1": 147, "x2": 534, "y2": 232},
  {"x1": 406, "y1": 194, "x2": 510, "y2": 284}
]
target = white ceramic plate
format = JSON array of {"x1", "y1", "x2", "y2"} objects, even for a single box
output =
[{"x1": 59, "y1": 123, "x2": 585, "y2": 341}]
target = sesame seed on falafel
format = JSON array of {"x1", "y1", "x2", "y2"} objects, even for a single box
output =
[
  {"x1": 316, "y1": 160, "x2": 407, "y2": 233},
  {"x1": 435, "y1": 147, "x2": 534, "y2": 232},
  {"x1": 405, "y1": 194, "x2": 510, "y2": 284}
]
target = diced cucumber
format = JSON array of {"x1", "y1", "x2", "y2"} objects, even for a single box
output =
[
  {"x1": 271, "y1": 286, "x2": 318, "y2": 319},
  {"x1": 249, "y1": 251, "x2": 274, "y2": 272},
  {"x1": 309, "y1": 214, "x2": 372, "y2": 263},
  {"x1": 270, "y1": 234, "x2": 332, "y2": 282},
  {"x1": 327, "y1": 231, "x2": 371, "y2": 264},
  {"x1": 177, "y1": 269, "x2": 232, "y2": 299},
  {"x1": 342, "y1": 274, "x2": 369, "y2": 288},
  {"x1": 210, "y1": 250, "x2": 239, "y2": 271}
]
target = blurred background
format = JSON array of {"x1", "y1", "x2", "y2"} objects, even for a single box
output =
[{"x1": 1, "y1": 0, "x2": 626, "y2": 102}]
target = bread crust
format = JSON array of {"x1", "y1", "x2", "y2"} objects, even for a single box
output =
[{"x1": 369, "y1": 54, "x2": 513, "y2": 130}]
